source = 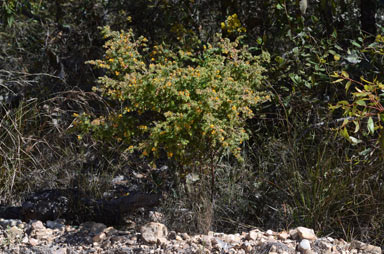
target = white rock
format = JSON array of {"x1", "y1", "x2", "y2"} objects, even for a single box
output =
[
  {"x1": 296, "y1": 227, "x2": 317, "y2": 240},
  {"x1": 22, "y1": 235, "x2": 29, "y2": 243},
  {"x1": 247, "y1": 230, "x2": 259, "y2": 241},
  {"x1": 223, "y1": 234, "x2": 241, "y2": 244},
  {"x1": 29, "y1": 237, "x2": 39, "y2": 246},
  {"x1": 266, "y1": 229, "x2": 274, "y2": 236},
  {"x1": 31, "y1": 220, "x2": 46, "y2": 231},
  {"x1": 298, "y1": 239, "x2": 311, "y2": 254},
  {"x1": 140, "y1": 222, "x2": 168, "y2": 244}
]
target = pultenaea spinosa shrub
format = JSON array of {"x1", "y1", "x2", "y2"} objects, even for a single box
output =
[{"x1": 75, "y1": 26, "x2": 270, "y2": 169}]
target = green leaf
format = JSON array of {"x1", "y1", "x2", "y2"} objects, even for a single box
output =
[
  {"x1": 356, "y1": 100, "x2": 366, "y2": 106},
  {"x1": 345, "y1": 81, "x2": 352, "y2": 91},
  {"x1": 367, "y1": 117, "x2": 374, "y2": 134},
  {"x1": 337, "y1": 100, "x2": 349, "y2": 105},
  {"x1": 276, "y1": 3, "x2": 284, "y2": 10},
  {"x1": 353, "y1": 121, "x2": 360, "y2": 133},
  {"x1": 341, "y1": 71, "x2": 349, "y2": 78},
  {"x1": 340, "y1": 127, "x2": 349, "y2": 139},
  {"x1": 351, "y1": 40, "x2": 361, "y2": 48}
]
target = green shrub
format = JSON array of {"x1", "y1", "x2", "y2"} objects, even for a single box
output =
[
  {"x1": 76, "y1": 26, "x2": 270, "y2": 171},
  {"x1": 331, "y1": 34, "x2": 384, "y2": 152}
]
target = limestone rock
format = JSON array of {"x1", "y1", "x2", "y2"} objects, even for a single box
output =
[
  {"x1": 247, "y1": 229, "x2": 259, "y2": 241},
  {"x1": 350, "y1": 240, "x2": 382, "y2": 254},
  {"x1": 296, "y1": 227, "x2": 317, "y2": 240},
  {"x1": 140, "y1": 222, "x2": 168, "y2": 244},
  {"x1": 31, "y1": 220, "x2": 46, "y2": 231},
  {"x1": 298, "y1": 239, "x2": 311, "y2": 254}
]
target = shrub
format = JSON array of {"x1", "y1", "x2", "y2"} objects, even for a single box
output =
[
  {"x1": 331, "y1": 33, "x2": 384, "y2": 152},
  {"x1": 76, "y1": 26, "x2": 270, "y2": 173}
]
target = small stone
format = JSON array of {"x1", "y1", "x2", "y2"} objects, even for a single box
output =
[
  {"x1": 266, "y1": 230, "x2": 274, "y2": 236},
  {"x1": 111, "y1": 235, "x2": 127, "y2": 243},
  {"x1": 181, "y1": 232, "x2": 190, "y2": 240},
  {"x1": 175, "y1": 235, "x2": 183, "y2": 241},
  {"x1": 157, "y1": 236, "x2": 168, "y2": 245},
  {"x1": 29, "y1": 238, "x2": 39, "y2": 246},
  {"x1": 351, "y1": 240, "x2": 382, "y2": 254},
  {"x1": 52, "y1": 248, "x2": 67, "y2": 254},
  {"x1": 242, "y1": 242, "x2": 253, "y2": 253},
  {"x1": 93, "y1": 232, "x2": 106, "y2": 242},
  {"x1": 223, "y1": 234, "x2": 241, "y2": 244},
  {"x1": 104, "y1": 226, "x2": 117, "y2": 236},
  {"x1": 33, "y1": 228, "x2": 53, "y2": 240},
  {"x1": 278, "y1": 231, "x2": 290, "y2": 240},
  {"x1": 31, "y1": 220, "x2": 45, "y2": 231},
  {"x1": 296, "y1": 227, "x2": 317, "y2": 241},
  {"x1": 168, "y1": 231, "x2": 177, "y2": 240},
  {"x1": 247, "y1": 230, "x2": 259, "y2": 241},
  {"x1": 289, "y1": 229, "x2": 299, "y2": 240},
  {"x1": 140, "y1": 222, "x2": 168, "y2": 244},
  {"x1": 298, "y1": 239, "x2": 311, "y2": 254},
  {"x1": 22, "y1": 235, "x2": 29, "y2": 243}
]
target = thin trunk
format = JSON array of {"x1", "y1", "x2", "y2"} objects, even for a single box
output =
[{"x1": 360, "y1": 0, "x2": 377, "y2": 37}]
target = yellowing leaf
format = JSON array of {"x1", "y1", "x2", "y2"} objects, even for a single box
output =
[
  {"x1": 341, "y1": 71, "x2": 349, "y2": 78},
  {"x1": 353, "y1": 120, "x2": 360, "y2": 133},
  {"x1": 340, "y1": 127, "x2": 349, "y2": 139},
  {"x1": 345, "y1": 81, "x2": 352, "y2": 91},
  {"x1": 334, "y1": 55, "x2": 341, "y2": 61},
  {"x1": 332, "y1": 79, "x2": 344, "y2": 83}
]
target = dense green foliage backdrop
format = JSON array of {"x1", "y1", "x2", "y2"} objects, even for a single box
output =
[{"x1": 1, "y1": 0, "x2": 384, "y2": 246}]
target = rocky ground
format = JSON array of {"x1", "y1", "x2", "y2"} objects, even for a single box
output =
[{"x1": 0, "y1": 215, "x2": 382, "y2": 254}]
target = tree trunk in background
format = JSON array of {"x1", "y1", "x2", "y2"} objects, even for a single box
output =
[
  {"x1": 319, "y1": 0, "x2": 334, "y2": 35},
  {"x1": 360, "y1": 0, "x2": 377, "y2": 36}
]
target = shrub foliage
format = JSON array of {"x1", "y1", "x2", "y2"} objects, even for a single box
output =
[{"x1": 76, "y1": 26, "x2": 270, "y2": 170}]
